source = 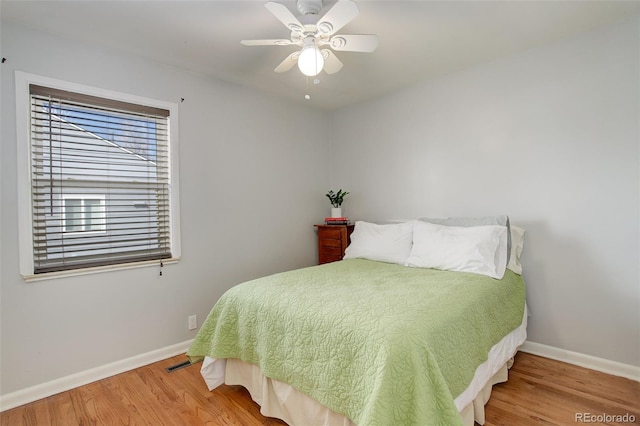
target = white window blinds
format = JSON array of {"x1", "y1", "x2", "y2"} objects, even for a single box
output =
[{"x1": 29, "y1": 84, "x2": 172, "y2": 274}]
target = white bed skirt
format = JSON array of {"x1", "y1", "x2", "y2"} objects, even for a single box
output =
[{"x1": 200, "y1": 306, "x2": 527, "y2": 426}]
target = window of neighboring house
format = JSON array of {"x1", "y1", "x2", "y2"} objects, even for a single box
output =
[
  {"x1": 16, "y1": 72, "x2": 181, "y2": 279},
  {"x1": 62, "y1": 195, "x2": 106, "y2": 233}
]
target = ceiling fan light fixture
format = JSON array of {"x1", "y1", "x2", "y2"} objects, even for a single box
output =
[{"x1": 298, "y1": 37, "x2": 324, "y2": 76}]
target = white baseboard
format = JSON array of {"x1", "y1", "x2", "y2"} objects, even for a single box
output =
[
  {"x1": 521, "y1": 340, "x2": 640, "y2": 382},
  {"x1": 0, "y1": 339, "x2": 194, "y2": 412}
]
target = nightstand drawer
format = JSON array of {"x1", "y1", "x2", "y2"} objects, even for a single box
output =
[
  {"x1": 319, "y1": 253, "x2": 343, "y2": 264},
  {"x1": 320, "y1": 246, "x2": 342, "y2": 256},
  {"x1": 318, "y1": 227, "x2": 343, "y2": 240},
  {"x1": 321, "y1": 238, "x2": 342, "y2": 248}
]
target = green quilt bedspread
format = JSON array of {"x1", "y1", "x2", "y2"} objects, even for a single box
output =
[{"x1": 187, "y1": 259, "x2": 526, "y2": 426}]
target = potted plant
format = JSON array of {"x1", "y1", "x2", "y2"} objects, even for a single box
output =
[{"x1": 326, "y1": 189, "x2": 349, "y2": 218}]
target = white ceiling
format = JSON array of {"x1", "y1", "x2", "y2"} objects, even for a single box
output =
[{"x1": 2, "y1": 0, "x2": 639, "y2": 110}]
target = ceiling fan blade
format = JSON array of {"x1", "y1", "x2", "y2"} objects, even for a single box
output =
[
  {"x1": 265, "y1": 2, "x2": 305, "y2": 33},
  {"x1": 274, "y1": 51, "x2": 300, "y2": 73},
  {"x1": 329, "y1": 34, "x2": 378, "y2": 52},
  {"x1": 316, "y1": 0, "x2": 359, "y2": 36},
  {"x1": 321, "y1": 50, "x2": 343, "y2": 74},
  {"x1": 241, "y1": 39, "x2": 293, "y2": 46}
]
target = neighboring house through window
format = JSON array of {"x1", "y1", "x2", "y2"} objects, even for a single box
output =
[{"x1": 16, "y1": 72, "x2": 181, "y2": 279}]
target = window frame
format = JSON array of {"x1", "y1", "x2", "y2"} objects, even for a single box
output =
[{"x1": 16, "y1": 71, "x2": 181, "y2": 281}]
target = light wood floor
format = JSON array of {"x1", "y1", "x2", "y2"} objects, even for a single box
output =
[{"x1": 1, "y1": 352, "x2": 638, "y2": 425}]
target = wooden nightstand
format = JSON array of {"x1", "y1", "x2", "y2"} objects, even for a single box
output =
[{"x1": 314, "y1": 224, "x2": 355, "y2": 265}]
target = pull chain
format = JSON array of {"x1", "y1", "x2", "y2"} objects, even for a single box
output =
[{"x1": 159, "y1": 261, "x2": 164, "y2": 276}]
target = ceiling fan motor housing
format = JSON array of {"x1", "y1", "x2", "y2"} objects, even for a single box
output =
[{"x1": 297, "y1": 0, "x2": 323, "y2": 15}]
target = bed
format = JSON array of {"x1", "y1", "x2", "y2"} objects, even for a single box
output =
[{"x1": 187, "y1": 219, "x2": 527, "y2": 425}]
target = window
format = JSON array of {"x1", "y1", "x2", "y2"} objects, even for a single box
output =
[
  {"x1": 62, "y1": 195, "x2": 106, "y2": 233},
  {"x1": 17, "y1": 73, "x2": 180, "y2": 278}
]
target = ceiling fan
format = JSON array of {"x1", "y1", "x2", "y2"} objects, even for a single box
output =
[{"x1": 241, "y1": 0, "x2": 379, "y2": 77}]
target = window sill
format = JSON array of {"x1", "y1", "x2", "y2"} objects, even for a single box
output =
[{"x1": 22, "y1": 257, "x2": 180, "y2": 283}]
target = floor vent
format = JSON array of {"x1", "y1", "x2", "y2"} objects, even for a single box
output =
[{"x1": 165, "y1": 360, "x2": 192, "y2": 373}]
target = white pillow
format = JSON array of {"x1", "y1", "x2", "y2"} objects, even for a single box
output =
[
  {"x1": 406, "y1": 221, "x2": 509, "y2": 279},
  {"x1": 419, "y1": 215, "x2": 511, "y2": 264},
  {"x1": 343, "y1": 221, "x2": 414, "y2": 265},
  {"x1": 507, "y1": 225, "x2": 525, "y2": 274}
]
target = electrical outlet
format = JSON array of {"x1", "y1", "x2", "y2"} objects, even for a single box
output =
[{"x1": 188, "y1": 315, "x2": 197, "y2": 330}]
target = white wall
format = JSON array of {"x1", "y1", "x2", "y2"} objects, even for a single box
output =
[
  {"x1": 330, "y1": 16, "x2": 639, "y2": 366},
  {"x1": 0, "y1": 23, "x2": 331, "y2": 395}
]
